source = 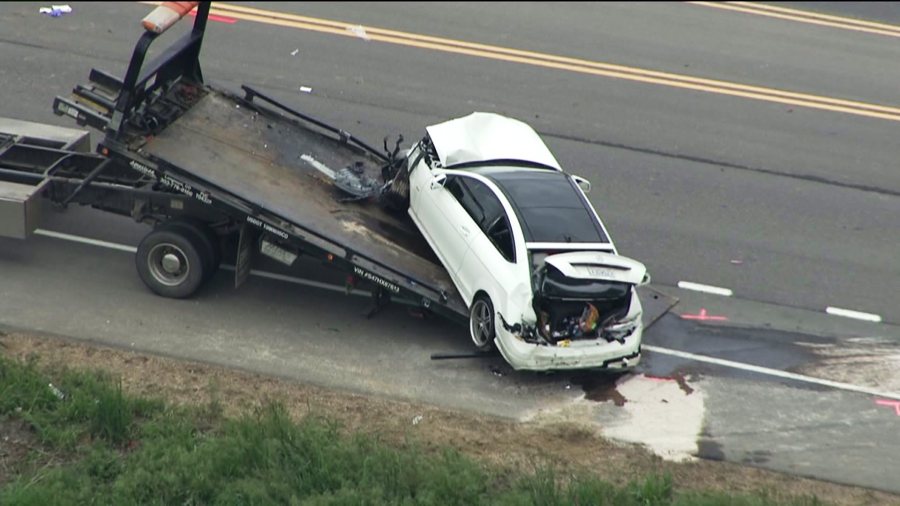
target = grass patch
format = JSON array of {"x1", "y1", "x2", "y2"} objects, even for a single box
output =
[
  {"x1": 0, "y1": 354, "x2": 825, "y2": 505},
  {"x1": 0, "y1": 354, "x2": 160, "y2": 450}
]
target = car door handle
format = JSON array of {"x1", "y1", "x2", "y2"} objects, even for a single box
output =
[{"x1": 460, "y1": 225, "x2": 471, "y2": 238}]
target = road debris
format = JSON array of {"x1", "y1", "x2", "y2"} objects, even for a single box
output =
[
  {"x1": 300, "y1": 154, "x2": 336, "y2": 179},
  {"x1": 48, "y1": 383, "x2": 66, "y2": 400},
  {"x1": 40, "y1": 4, "x2": 72, "y2": 17},
  {"x1": 347, "y1": 25, "x2": 371, "y2": 40},
  {"x1": 412, "y1": 415, "x2": 423, "y2": 425}
]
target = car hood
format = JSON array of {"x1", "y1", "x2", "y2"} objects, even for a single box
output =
[
  {"x1": 425, "y1": 112, "x2": 562, "y2": 170},
  {"x1": 544, "y1": 251, "x2": 647, "y2": 285}
]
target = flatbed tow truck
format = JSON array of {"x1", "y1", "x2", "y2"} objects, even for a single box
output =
[{"x1": 0, "y1": 2, "x2": 468, "y2": 325}]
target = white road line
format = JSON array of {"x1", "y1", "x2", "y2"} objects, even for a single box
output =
[
  {"x1": 826, "y1": 306, "x2": 883, "y2": 323},
  {"x1": 34, "y1": 229, "x2": 138, "y2": 253},
  {"x1": 34, "y1": 229, "x2": 899, "y2": 400},
  {"x1": 676, "y1": 281, "x2": 733, "y2": 297},
  {"x1": 643, "y1": 344, "x2": 900, "y2": 400}
]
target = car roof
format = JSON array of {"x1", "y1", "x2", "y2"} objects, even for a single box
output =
[
  {"x1": 474, "y1": 167, "x2": 610, "y2": 244},
  {"x1": 425, "y1": 112, "x2": 562, "y2": 171}
]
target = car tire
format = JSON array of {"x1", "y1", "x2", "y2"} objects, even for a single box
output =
[
  {"x1": 135, "y1": 226, "x2": 207, "y2": 299},
  {"x1": 165, "y1": 219, "x2": 221, "y2": 280},
  {"x1": 469, "y1": 295, "x2": 496, "y2": 351}
]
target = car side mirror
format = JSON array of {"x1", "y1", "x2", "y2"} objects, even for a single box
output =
[
  {"x1": 430, "y1": 173, "x2": 447, "y2": 190},
  {"x1": 572, "y1": 175, "x2": 591, "y2": 193},
  {"x1": 640, "y1": 272, "x2": 651, "y2": 286}
]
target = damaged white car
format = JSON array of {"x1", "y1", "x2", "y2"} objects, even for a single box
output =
[{"x1": 401, "y1": 112, "x2": 649, "y2": 371}]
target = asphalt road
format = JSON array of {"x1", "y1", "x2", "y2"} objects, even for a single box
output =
[{"x1": 2, "y1": 1, "x2": 900, "y2": 495}]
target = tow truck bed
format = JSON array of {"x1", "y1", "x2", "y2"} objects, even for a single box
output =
[
  {"x1": 142, "y1": 87, "x2": 464, "y2": 313},
  {"x1": 1, "y1": 1, "x2": 468, "y2": 322}
]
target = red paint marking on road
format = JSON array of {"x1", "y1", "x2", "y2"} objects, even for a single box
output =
[
  {"x1": 876, "y1": 399, "x2": 900, "y2": 416},
  {"x1": 187, "y1": 10, "x2": 238, "y2": 24},
  {"x1": 680, "y1": 308, "x2": 729, "y2": 321},
  {"x1": 643, "y1": 375, "x2": 675, "y2": 382}
]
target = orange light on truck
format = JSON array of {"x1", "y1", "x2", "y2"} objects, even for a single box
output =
[{"x1": 141, "y1": 1, "x2": 199, "y2": 34}]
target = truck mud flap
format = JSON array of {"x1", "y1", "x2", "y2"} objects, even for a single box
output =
[{"x1": 234, "y1": 222, "x2": 258, "y2": 288}]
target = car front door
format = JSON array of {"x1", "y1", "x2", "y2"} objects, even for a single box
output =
[{"x1": 409, "y1": 158, "x2": 475, "y2": 281}]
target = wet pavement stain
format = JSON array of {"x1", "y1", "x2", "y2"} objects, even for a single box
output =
[
  {"x1": 642, "y1": 313, "x2": 833, "y2": 381},
  {"x1": 570, "y1": 372, "x2": 628, "y2": 406},
  {"x1": 645, "y1": 371, "x2": 695, "y2": 395},
  {"x1": 695, "y1": 439, "x2": 725, "y2": 461},
  {"x1": 673, "y1": 372, "x2": 694, "y2": 395}
]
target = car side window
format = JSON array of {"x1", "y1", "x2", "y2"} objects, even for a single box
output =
[
  {"x1": 464, "y1": 179, "x2": 503, "y2": 227},
  {"x1": 449, "y1": 178, "x2": 515, "y2": 263},
  {"x1": 486, "y1": 214, "x2": 516, "y2": 263},
  {"x1": 447, "y1": 177, "x2": 485, "y2": 224},
  {"x1": 445, "y1": 176, "x2": 465, "y2": 201}
]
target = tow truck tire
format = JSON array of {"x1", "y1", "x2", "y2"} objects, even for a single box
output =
[
  {"x1": 469, "y1": 294, "x2": 496, "y2": 352},
  {"x1": 136, "y1": 227, "x2": 207, "y2": 299},
  {"x1": 165, "y1": 219, "x2": 221, "y2": 280}
]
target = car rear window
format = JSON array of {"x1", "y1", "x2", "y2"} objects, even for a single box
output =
[
  {"x1": 519, "y1": 207, "x2": 606, "y2": 243},
  {"x1": 490, "y1": 171, "x2": 607, "y2": 243}
]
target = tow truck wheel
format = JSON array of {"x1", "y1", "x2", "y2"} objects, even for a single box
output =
[
  {"x1": 136, "y1": 227, "x2": 207, "y2": 299},
  {"x1": 164, "y1": 219, "x2": 221, "y2": 280},
  {"x1": 469, "y1": 295, "x2": 496, "y2": 351}
]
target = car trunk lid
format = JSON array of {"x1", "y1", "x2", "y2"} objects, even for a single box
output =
[{"x1": 543, "y1": 251, "x2": 647, "y2": 286}]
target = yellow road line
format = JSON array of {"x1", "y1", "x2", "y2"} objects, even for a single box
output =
[
  {"x1": 730, "y1": 2, "x2": 900, "y2": 33},
  {"x1": 145, "y1": 2, "x2": 900, "y2": 122},
  {"x1": 692, "y1": 2, "x2": 900, "y2": 39}
]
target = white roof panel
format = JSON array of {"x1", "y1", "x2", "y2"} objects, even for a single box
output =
[{"x1": 425, "y1": 112, "x2": 561, "y2": 170}]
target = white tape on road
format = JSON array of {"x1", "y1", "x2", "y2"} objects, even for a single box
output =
[
  {"x1": 34, "y1": 229, "x2": 138, "y2": 253},
  {"x1": 677, "y1": 281, "x2": 733, "y2": 297},
  {"x1": 826, "y1": 306, "x2": 883, "y2": 323},
  {"x1": 643, "y1": 344, "x2": 900, "y2": 401}
]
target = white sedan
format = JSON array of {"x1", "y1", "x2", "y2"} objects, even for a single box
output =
[{"x1": 404, "y1": 112, "x2": 649, "y2": 371}]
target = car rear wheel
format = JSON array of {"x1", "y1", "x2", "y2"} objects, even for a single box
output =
[{"x1": 469, "y1": 295, "x2": 495, "y2": 351}]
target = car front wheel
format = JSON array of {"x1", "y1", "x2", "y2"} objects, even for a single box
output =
[{"x1": 469, "y1": 295, "x2": 495, "y2": 351}]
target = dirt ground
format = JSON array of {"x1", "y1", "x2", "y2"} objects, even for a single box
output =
[{"x1": 1, "y1": 330, "x2": 897, "y2": 505}]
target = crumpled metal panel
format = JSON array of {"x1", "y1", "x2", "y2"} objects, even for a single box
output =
[{"x1": 425, "y1": 112, "x2": 562, "y2": 170}]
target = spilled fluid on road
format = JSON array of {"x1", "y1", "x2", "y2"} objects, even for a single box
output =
[{"x1": 572, "y1": 372, "x2": 707, "y2": 462}]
